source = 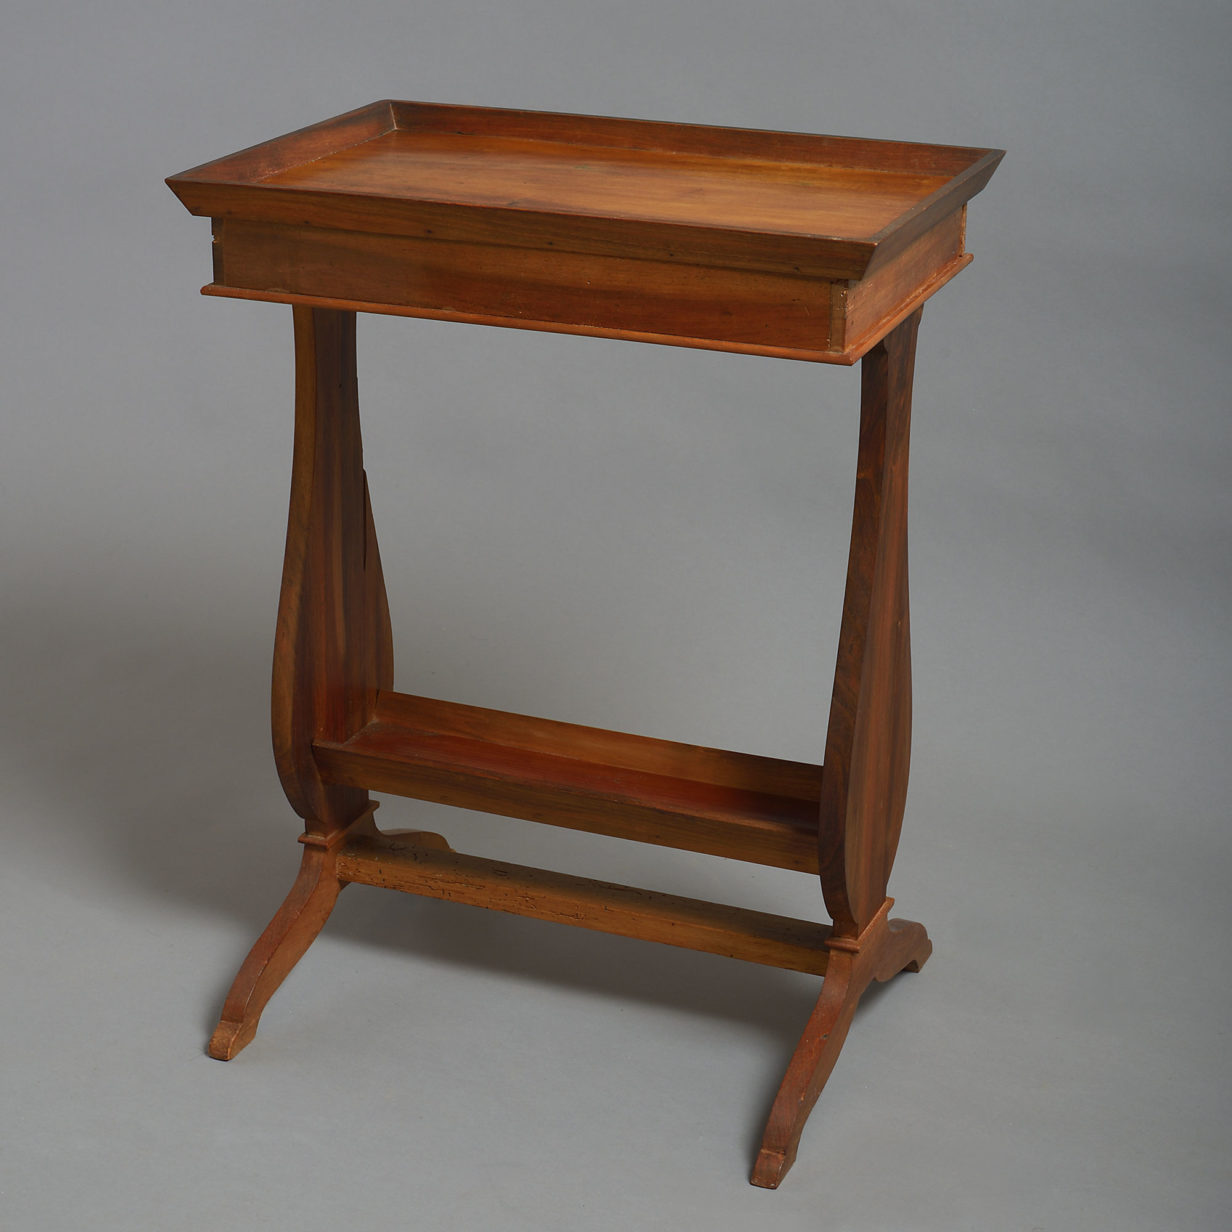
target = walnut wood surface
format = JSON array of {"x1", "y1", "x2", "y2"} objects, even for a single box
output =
[
  {"x1": 212, "y1": 218, "x2": 839, "y2": 357},
  {"x1": 818, "y1": 311, "x2": 920, "y2": 933},
  {"x1": 751, "y1": 898, "x2": 932, "y2": 1187},
  {"x1": 271, "y1": 307, "x2": 393, "y2": 833},
  {"x1": 207, "y1": 206, "x2": 965, "y2": 364},
  {"x1": 168, "y1": 100, "x2": 1002, "y2": 281},
  {"x1": 209, "y1": 308, "x2": 397, "y2": 1057},
  {"x1": 171, "y1": 105, "x2": 999, "y2": 1185},
  {"x1": 207, "y1": 815, "x2": 363, "y2": 1060},
  {"x1": 336, "y1": 822, "x2": 833, "y2": 975},
  {"x1": 313, "y1": 691, "x2": 823, "y2": 873},
  {"x1": 169, "y1": 101, "x2": 1001, "y2": 362},
  {"x1": 261, "y1": 129, "x2": 949, "y2": 241},
  {"x1": 374, "y1": 692, "x2": 824, "y2": 796}
]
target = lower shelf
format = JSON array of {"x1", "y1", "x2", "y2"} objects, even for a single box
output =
[
  {"x1": 336, "y1": 830, "x2": 832, "y2": 976},
  {"x1": 313, "y1": 691, "x2": 825, "y2": 873}
]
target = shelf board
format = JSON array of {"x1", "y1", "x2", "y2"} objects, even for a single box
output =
[{"x1": 313, "y1": 692, "x2": 823, "y2": 873}]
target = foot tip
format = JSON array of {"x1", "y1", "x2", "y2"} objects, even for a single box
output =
[
  {"x1": 904, "y1": 936, "x2": 934, "y2": 973},
  {"x1": 208, "y1": 1018, "x2": 256, "y2": 1061},
  {"x1": 750, "y1": 1148, "x2": 793, "y2": 1189}
]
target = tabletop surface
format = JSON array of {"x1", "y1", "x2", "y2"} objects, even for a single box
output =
[
  {"x1": 169, "y1": 101, "x2": 1003, "y2": 278},
  {"x1": 258, "y1": 128, "x2": 954, "y2": 241},
  {"x1": 168, "y1": 102, "x2": 1001, "y2": 362}
]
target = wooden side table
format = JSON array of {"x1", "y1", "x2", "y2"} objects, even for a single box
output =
[{"x1": 168, "y1": 101, "x2": 1001, "y2": 1187}]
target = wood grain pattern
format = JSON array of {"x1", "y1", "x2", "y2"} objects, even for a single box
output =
[
  {"x1": 818, "y1": 310, "x2": 920, "y2": 933},
  {"x1": 260, "y1": 129, "x2": 949, "y2": 239},
  {"x1": 374, "y1": 692, "x2": 824, "y2": 798},
  {"x1": 207, "y1": 205, "x2": 970, "y2": 365},
  {"x1": 212, "y1": 217, "x2": 840, "y2": 356}
]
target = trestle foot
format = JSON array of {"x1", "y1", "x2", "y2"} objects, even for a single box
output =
[
  {"x1": 750, "y1": 899, "x2": 931, "y2": 1187},
  {"x1": 206, "y1": 812, "x2": 377, "y2": 1060}
]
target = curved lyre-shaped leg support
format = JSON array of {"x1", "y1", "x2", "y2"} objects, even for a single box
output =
[
  {"x1": 751, "y1": 900, "x2": 932, "y2": 1188},
  {"x1": 819, "y1": 309, "x2": 921, "y2": 934},
  {"x1": 752, "y1": 310, "x2": 931, "y2": 1186},
  {"x1": 209, "y1": 306, "x2": 399, "y2": 1059}
]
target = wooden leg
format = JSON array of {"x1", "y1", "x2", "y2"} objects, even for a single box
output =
[
  {"x1": 752, "y1": 310, "x2": 931, "y2": 1185},
  {"x1": 819, "y1": 308, "x2": 922, "y2": 935},
  {"x1": 208, "y1": 826, "x2": 356, "y2": 1060},
  {"x1": 206, "y1": 813, "x2": 454, "y2": 1060},
  {"x1": 751, "y1": 900, "x2": 932, "y2": 1188},
  {"x1": 209, "y1": 306, "x2": 395, "y2": 1057},
  {"x1": 271, "y1": 306, "x2": 393, "y2": 835}
]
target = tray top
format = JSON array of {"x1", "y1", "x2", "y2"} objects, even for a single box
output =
[
  {"x1": 168, "y1": 100, "x2": 1003, "y2": 281},
  {"x1": 258, "y1": 130, "x2": 951, "y2": 241}
]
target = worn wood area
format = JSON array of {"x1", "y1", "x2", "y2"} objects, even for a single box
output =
[
  {"x1": 271, "y1": 307, "x2": 393, "y2": 832},
  {"x1": 818, "y1": 311, "x2": 920, "y2": 933},
  {"x1": 336, "y1": 823, "x2": 833, "y2": 975},
  {"x1": 313, "y1": 691, "x2": 824, "y2": 873}
]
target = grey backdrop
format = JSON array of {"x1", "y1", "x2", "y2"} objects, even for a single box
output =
[{"x1": 3, "y1": 2, "x2": 1229, "y2": 1229}]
